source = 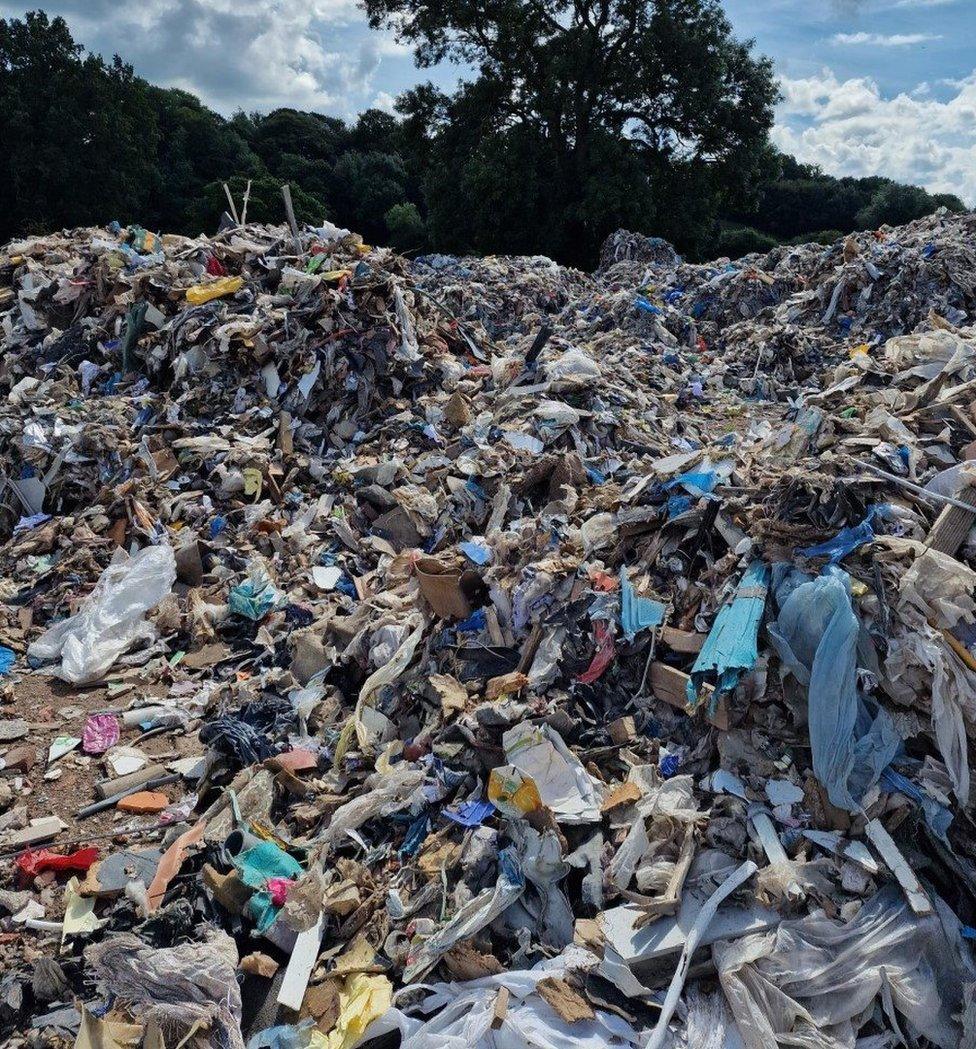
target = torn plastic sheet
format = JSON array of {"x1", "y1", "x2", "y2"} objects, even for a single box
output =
[
  {"x1": 880, "y1": 767, "x2": 953, "y2": 843},
  {"x1": 687, "y1": 561, "x2": 770, "y2": 711},
  {"x1": 799, "y1": 504, "x2": 888, "y2": 565},
  {"x1": 502, "y1": 722, "x2": 601, "y2": 824},
  {"x1": 768, "y1": 565, "x2": 900, "y2": 812},
  {"x1": 885, "y1": 621, "x2": 973, "y2": 806},
  {"x1": 505, "y1": 823, "x2": 575, "y2": 949},
  {"x1": 714, "y1": 885, "x2": 974, "y2": 1049},
  {"x1": 577, "y1": 621, "x2": 616, "y2": 683},
  {"x1": 367, "y1": 946, "x2": 640, "y2": 1048},
  {"x1": 442, "y1": 798, "x2": 495, "y2": 827},
  {"x1": 403, "y1": 847, "x2": 524, "y2": 981},
  {"x1": 619, "y1": 569, "x2": 665, "y2": 641}
]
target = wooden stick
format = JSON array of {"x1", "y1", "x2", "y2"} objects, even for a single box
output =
[
  {"x1": 856, "y1": 461, "x2": 976, "y2": 512},
  {"x1": 926, "y1": 471, "x2": 976, "y2": 555},
  {"x1": 241, "y1": 179, "x2": 252, "y2": 227},
  {"x1": 865, "y1": 818, "x2": 933, "y2": 916},
  {"x1": 281, "y1": 184, "x2": 301, "y2": 253},
  {"x1": 222, "y1": 183, "x2": 240, "y2": 225}
]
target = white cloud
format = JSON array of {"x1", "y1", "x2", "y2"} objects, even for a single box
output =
[
  {"x1": 831, "y1": 31, "x2": 942, "y2": 45},
  {"x1": 372, "y1": 91, "x2": 397, "y2": 113},
  {"x1": 775, "y1": 68, "x2": 976, "y2": 203},
  {"x1": 893, "y1": 0, "x2": 956, "y2": 7},
  {"x1": 0, "y1": 0, "x2": 404, "y2": 116}
]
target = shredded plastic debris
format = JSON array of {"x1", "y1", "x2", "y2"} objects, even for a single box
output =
[{"x1": 2, "y1": 210, "x2": 976, "y2": 1048}]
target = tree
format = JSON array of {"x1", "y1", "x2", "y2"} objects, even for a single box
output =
[
  {"x1": 144, "y1": 87, "x2": 263, "y2": 232},
  {"x1": 855, "y1": 182, "x2": 964, "y2": 231},
  {"x1": 332, "y1": 150, "x2": 412, "y2": 242},
  {"x1": 367, "y1": 0, "x2": 779, "y2": 265},
  {"x1": 189, "y1": 176, "x2": 328, "y2": 233},
  {"x1": 716, "y1": 225, "x2": 776, "y2": 259},
  {"x1": 385, "y1": 202, "x2": 429, "y2": 252},
  {"x1": 0, "y1": 12, "x2": 157, "y2": 239}
]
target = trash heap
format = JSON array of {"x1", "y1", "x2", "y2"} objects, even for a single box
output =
[{"x1": 2, "y1": 209, "x2": 976, "y2": 1049}]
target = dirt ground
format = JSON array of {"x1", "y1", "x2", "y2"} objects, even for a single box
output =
[{"x1": 1, "y1": 669, "x2": 202, "y2": 999}]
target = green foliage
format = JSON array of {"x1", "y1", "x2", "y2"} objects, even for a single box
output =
[
  {"x1": 0, "y1": 9, "x2": 969, "y2": 265},
  {"x1": 333, "y1": 150, "x2": 412, "y2": 242},
  {"x1": 787, "y1": 230, "x2": 845, "y2": 246},
  {"x1": 722, "y1": 151, "x2": 963, "y2": 254},
  {"x1": 855, "y1": 181, "x2": 961, "y2": 230},
  {"x1": 0, "y1": 12, "x2": 157, "y2": 236},
  {"x1": 385, "y1": 203, "x2": 428, "y2": 252},
  {"x1": 189, "y1": 176, "x2": 328, "y2": 234},
  {"x1": 716, "y1": 225, "x2": 777, "y2": 259},
  {"x1": 370, "y1": 0, "x2": 780, "y2": 265}
]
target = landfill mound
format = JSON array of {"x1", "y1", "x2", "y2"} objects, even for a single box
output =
[{"x1": 2, "y1": 211, "x2": 976, "y2": 1048}]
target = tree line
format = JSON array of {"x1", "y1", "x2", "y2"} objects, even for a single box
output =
[{"x1": 0, "y1": 8, "x2": 965, "y2": 268}]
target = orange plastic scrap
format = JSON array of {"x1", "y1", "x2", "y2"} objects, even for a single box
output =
[{"x1": 146, "y1": 819, "x2": 207, "y2": 912}]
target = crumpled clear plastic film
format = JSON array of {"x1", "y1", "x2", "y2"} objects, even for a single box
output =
[
  {"x1": 713, "y1": 885, "x2": 975, "y2": 1049},
  {"x1": 363, "y1": 947, "x2": 641, "y2": 1049},
  {"x1": 27, "y1": 543, "x2": 176, "y2": 684}
]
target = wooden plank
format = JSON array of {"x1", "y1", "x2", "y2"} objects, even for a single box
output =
[
  {"x1": 277, "y1": 913, "x2": 325, "y2": 1011},
  {"x1": 491, "y1": 986, "x2": 510, "y2": 1029},
  {"x1": 660, "y1": 626, "x2": 707, "y2": 654},
  {"x1": 865, "y1": 818, "x2": 933, "y2": 916},
  {"x1": 649, "y1": 662, "x2": 727, "y2": 729},
  {"x1": 926, "y1": 474, "x2": 976, "y2": 555}
]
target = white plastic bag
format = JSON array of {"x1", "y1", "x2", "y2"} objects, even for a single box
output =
[
  {"x1": 714, "y1": 886, "x2": 974, "y2": 1049},
  {"x1": 360, "y1": 947, "x2": 640, "y2": 1049},
  {"x1": 545, "y1": 348, "x2": 601, "y2": 382},
  {"x1": 28, "y1": 544, "x2": 176, "y2": 684}
]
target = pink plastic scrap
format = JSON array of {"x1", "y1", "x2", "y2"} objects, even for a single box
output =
[{"x1": 83, "y1": 713, "x2": 121, "y2": 754}]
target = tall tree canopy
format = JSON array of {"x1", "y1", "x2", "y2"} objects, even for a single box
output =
[
  {"x1": 0, "y1": 9, "x2": 966, "y2": 262},
  {"x1": 365, "y1": 0, "x2": 780, "y2": 263}
]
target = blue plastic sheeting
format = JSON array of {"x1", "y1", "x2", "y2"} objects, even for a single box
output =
[
  {"x1": 0, "y1": 646, "x2": 13, "y2": 675},
  {"x1": 246, "y1": 1020, "x2": 316, "y2": 1049},
  {"x1": 881, "y1": 767, "x2": 952, "y2": 843},
  {"x1": 444, "y1": 797, "x2": 495, "y2": 827},
  {"x1": 400, "y1": 812, "x2": 432, "y2": 857},
  {"x1": 619, "y1": 569, "x2": 665, "y2": 641},
  {"x1": 800, "y1": 505, "x2": 887, "y2": 565},
  {"x1": 688, "y1": 561, "x2": 770, "y2": 712},
  {"x1": 768, "y1": 566, "x2": 901, "y2": 812},
  {"x1": 664, "y1": 470, "x2": 718, "y2": 497},
  {"x1": 229, "y1": 578, "x2": 281, "y2": 620},
  {"x1": 459, "y1": 539, "x2": 492, "y2": 565}
]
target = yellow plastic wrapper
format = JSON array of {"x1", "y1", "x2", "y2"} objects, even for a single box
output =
[
  {"x1": 307, "y1": 973, "x2": 392, "y2": 1049},
  {"x1": 243, "y1": 466, "x2": 263, "y2": 500},
  {"x1": 185, "y1": 276, "x2": 243, "y2": 305},
  {"x1": 488, "y1": 764, "x2": 542, "y2": 817},
  {"x1": 309, "y1": 939, "x2": 393, "y2": 1049}
]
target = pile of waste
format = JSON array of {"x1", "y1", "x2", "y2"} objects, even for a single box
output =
[{"x1": 1, "y1": 208, "x2": 976, "y2": 1049}]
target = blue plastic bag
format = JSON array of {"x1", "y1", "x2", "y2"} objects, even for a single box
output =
[{"x1": 768, "y1": 566, "x2": 900, "y2": 811}]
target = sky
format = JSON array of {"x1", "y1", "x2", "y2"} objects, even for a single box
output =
[{"x1": 1, "y1": 0, "x2": 974, "y2": 203}]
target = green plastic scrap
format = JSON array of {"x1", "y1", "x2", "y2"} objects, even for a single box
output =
[
  {"x1": 120, "y1": 300, "x2": 148, "y2": 374},
  {"x1": 233, "y1": 840, "x2": 303, "y2": 933},
  {"x1": 687, "y1": 560, "x2": 770, "y2": 715}
]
